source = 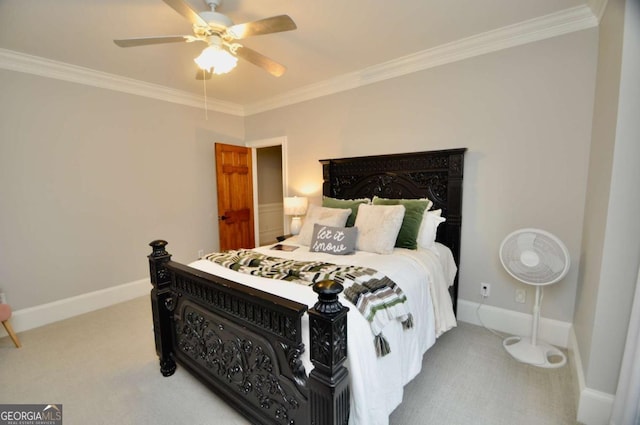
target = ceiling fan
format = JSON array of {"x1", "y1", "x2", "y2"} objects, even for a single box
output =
[{"x1": 114, "y1": 0, "x2": 296, "y2": 78}]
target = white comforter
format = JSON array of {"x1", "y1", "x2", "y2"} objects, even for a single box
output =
[{"x1": 189, "y1": 241, "x2": 457, "y2": 425}]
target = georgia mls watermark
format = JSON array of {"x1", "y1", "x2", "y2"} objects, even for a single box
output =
[{"x1": 0, "y1": 404, "x2": 62, "y2": 425}]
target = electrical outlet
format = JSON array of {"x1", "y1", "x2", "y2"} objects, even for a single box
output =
[
  {"x1": 198, "y1": 249, "x2": 204, "y2": 258},
  {"x1": 515, "y1": 288, "x2": 526, "y2": 304},
  {"x1": 480, "y1": 283, "x2": 490, "y2": 298}
]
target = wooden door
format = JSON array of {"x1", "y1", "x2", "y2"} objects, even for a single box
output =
[{"x1": 215, "y1": 143, "x2": 255, "y2": 250}]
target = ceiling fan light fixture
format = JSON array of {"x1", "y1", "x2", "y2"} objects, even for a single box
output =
[
  {"x1": 114, "y1": 0, "x2": 296, "y2": 78},
  {"x1": 194, "y1": 45, "x2": 238, "y2": 75}
]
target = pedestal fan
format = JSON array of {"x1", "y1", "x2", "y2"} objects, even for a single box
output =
[{"x1": 499, "y1": 228, "x2": 570, "y2": 368}]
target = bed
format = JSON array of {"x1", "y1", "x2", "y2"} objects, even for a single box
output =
[{"x1": 147, "y1": 148, "x2": 466, "y2": 425}]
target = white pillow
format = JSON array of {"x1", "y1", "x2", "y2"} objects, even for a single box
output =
[
  {"x1": 354, "y1": 204, "x2": 406, "y2": 254},
  {"x1": 417, "y1": 209, "x2": 446, "y2": 251},
  {"x1": 297, "y1": 204, "x2": 351, "y2": 246}
]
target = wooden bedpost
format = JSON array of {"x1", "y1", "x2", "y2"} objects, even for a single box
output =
[
  {"x1": 308, "y1": 280, "x2": 350, "y2": 425},
  {"x1": 148, "y1": 240, "x2": 176, "y2": 377}
]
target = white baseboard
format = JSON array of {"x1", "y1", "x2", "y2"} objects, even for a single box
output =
[
  {"x1": 577, "y1": 389, "x2": 615, "y2": 425},
  {"x1": 0, "y1": 278, "x2": 150, "y2": 335},
  {"x1": 457, "y1": 299, "x2": 572, "y2": 348},
  {"x1": 568, "y1": 327, "x2": 615, "y2": 425}
]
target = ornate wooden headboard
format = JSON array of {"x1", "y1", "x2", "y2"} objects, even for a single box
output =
[{"x1": 319, "y1": 148, "x2": 466, "y2": 313}]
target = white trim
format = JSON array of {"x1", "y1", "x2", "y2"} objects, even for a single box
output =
[
  {"x1": 569, "y1": 327, "x2": 587, "y2": 410},
  {"x1": 0, "y1": 49, "x2": 244, "y2": 116},
  {"x1": 258, "y1": 202, "x2": 285, "y2": 212},
  {"x1": 457, "y1": 299, "x2": 572, "y2": 347},
  {"x1": 577, "y1": 389, "x2": 615, "y2": 425},
  {"x1": 568, "y1": 327, "x2": 615, "y2": 425},
  {"x1": 1, "y1": 6, "x2": 597, "y2": 117},
  {"x1": 247, "y1": 137, "x2": 289, "y2": 241},
  {"x1": 588, "y1": 0, "x2": 609, "y2": 22},
  {"x1": 244, "y1": 5, "x2": 598, "y2": 115},
  {"x1": 611, "y1": 265, "x2": 640, "y2": 424},
  {"x1": 0, "y1": 278, "x2": 149, "y2": 335}
]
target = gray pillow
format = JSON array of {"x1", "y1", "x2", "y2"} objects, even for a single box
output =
[
  {"x1": 297, "y1": 204, "x2": 351, "y2": 246},
  {"x1": 309, "y1": 224, "x2": 358, "y2": 255}
]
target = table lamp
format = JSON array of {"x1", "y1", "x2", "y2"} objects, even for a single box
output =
[{"x1": 283, "y1": 196, "x2": 308, "y2": 235}]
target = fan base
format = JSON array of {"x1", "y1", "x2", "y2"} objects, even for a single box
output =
[{"x1": 503, "y1": 336, "x2": 567, "y2": 368}]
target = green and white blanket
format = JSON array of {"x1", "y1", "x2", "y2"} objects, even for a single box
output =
[{"x1": 204, "y1": 249, "x2": 413, "y2": 357}]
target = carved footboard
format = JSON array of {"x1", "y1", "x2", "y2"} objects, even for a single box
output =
[{"x1": 148, "y1": 240, "x2": 350, "y2": 425}]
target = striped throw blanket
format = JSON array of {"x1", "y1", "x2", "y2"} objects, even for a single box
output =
[{"x1": 204, "y1": 249, "x2": 413, "y2": 356}]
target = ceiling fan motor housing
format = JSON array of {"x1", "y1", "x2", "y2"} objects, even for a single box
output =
[
  {"x1": 205, "y1": 0, "x2": 222, "y2": 9},
  {"x1": 198, "y1": 11, "x2": 233, "y2": 33}
]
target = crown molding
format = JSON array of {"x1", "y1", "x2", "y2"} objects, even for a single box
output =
[
  {"x1": 244, "y1": 5, "x2": 598, "y2": 115},
  {"x1": 0, "y1": 48, "x2": 245, "y2": 116},
  {"x1": 0, "y1": 5, "x2": 598, "y2": 118},
  {"x1": 587, "y1": 0, "x2": 609, "y2": 22}
]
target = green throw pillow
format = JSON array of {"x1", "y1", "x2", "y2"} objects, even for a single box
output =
[
  {"x1": 322, "y1": 197, "x2": 370, "y2": 227},
  {"x1": 372, "y1": 196, "x2": 430, "y2": 249}
]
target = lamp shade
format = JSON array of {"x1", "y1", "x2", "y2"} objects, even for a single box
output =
[{"x1": 283, "y1": 197, "x2": 308, "y2": 216}]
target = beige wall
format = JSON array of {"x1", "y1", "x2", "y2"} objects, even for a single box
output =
[
  {"x1": 256, "y1": 145, "x2": 283, "y2": 205},
  {"x1": 575, "y1": 0, "x2": 640, "y2": 395},
  {"x1": 0, "y1": 70, "x2": 244, "y2": 310},
  {"x1": 246, "y1": 29, "x2": 599, "y2": 323},
  {"x1": 574, "y1": 0, "x2": 625, "y2": 393}
]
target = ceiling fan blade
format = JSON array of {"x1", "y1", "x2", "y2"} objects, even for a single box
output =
[
  {"x1": 226, "y1": 15, "x2": 296, "y2": 39},
  {"x1": 235, "y1": 46, "x2": 286, "y2": 77},
  {"x1": 195, "y1": 69, "x2": 212, "y2": 80},
  {"x1": 114, "y1": 36, "x2": 190, "y2": 47},
  {"x1": 162, "y1": 0, "x2": 208, "y2": 27}
]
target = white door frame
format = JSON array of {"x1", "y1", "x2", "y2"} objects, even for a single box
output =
[
  {"x1": 245, "y1": 136, "x2": 289, "y2": 243},
  {"x1": 611, "y1": 265, "x2": 640, "y2": 425}
]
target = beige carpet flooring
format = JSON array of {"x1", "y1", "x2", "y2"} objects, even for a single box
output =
[{"x1": 0, "y1": 296, "x2": 577, "y2": 424}]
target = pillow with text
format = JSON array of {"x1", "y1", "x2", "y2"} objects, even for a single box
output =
[{"x1": 309, "y1": 224, "x2": 357, "y2": 255}]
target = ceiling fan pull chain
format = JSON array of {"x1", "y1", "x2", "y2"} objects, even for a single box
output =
[{"x1": 203, "y1": 70, "x2": 209, "y2": 120}]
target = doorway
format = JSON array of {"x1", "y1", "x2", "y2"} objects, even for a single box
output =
[{"x1": 247, "y1": 137, "x2": 288, "y2": 246}]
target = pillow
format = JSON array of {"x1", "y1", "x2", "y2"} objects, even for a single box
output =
[
  {"x1": 417, "y1": 209, "x2": 446, "y2": 251},
  {"x1": 372, "y1": 196, "x2": 431, "y2": 249},
  {"x1": 309, "y1": 224, "x2": 358, "y2": 255},
  {"x1": 372, "y1": 195, "x2": 433, "y2": 211},
  {"x1": 353, "y1": 204, "x2": 405, "y2": 254},
  {"x1": 297, "y1": 204, "x2": 351, "y2": 246},
  {"x1": 322, "y1": 196, "x2": 370, "y2": 227}
]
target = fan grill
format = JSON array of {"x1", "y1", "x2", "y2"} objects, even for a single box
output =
[{"x1": 500, "y1": 231, "x2": 568, "y2": 285}]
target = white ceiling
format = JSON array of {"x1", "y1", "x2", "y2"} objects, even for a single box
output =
[{"x1": 0, "y1": 0, "x2": 601, "y2": 112}]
